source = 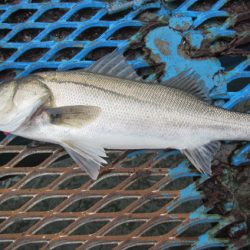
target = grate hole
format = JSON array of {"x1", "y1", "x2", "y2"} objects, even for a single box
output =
[
  {"x1": 98, "y1": 198, "x2": 137, "y2": 213},
  {"x1": 0, "y1": 174, "x2": 24, "y2": 188},
  {"x1": 109, "y1": 26, "x2": 140, "y2": 40},
  {"x1": 70, "y1": 220, "x2": 109, "y2": 235},
  {"x1": 0, "y1": 242, "x2": 12, "y2": 249},
  {"x1": 10, "y1": 28, "x2": 43, "y2": 42},
  {"x1": 101, "y1": 9, "x2": 130, "y2": 21},
  {"x1": 63, "y1": 197, "x2": 101, "y2": 212},
  {"x1": 142, "y1": 221, "x2": 181, "y2": 236},
  {"x1": 88, "y1": 244, "x2": 118, "y2": 250},
  {"x1": 1, "y1": 219, "x2": 39, "y2": 234},
  {"x1": 124, "y1": 48, "x2": 144, "y2": 60},
  {"x1": 16, "y1": 243, "x2": 47, "y2": 250},
  {"x1": 15, "y1": 153, "x2": 51, "y2": 167},
  {"x1": 0, "y1": 0, "x2": 20, "y2": 4},
  {"x1": 232, "y1": 99, "x2": 250, "y2": 113},
  {"x1": 49, "y1": 155, "x2": 75, "y2": 168},
  {"x1": 222, "y1": 0, "x2": 250, "y2": 14},
  {"x1": 0, "y1": 196, "x2": 31, "y2": 211},
  {"x1": 60, "y1": 0, "x2": 81, "y2": 2},
  {"x1": 197, "y1": 16, "x2": 227, "y2": 29},
  {"x1": 169, "y1": 199, "x2": 203, "y2": 214},
  {"x1": 0, "y1": 69, "x2": 18, "y2": 82},
  {"x1": 228, "y1": 78, "x2": 250, "y2": 92},
  {"x1": 106, "y1": 221, "x2": 144, "y2": 236},
  {"x1": 43, "y1": 28, "x2": 75, "y2": 41},
  {"x1": 16, "y1": 48, "x2": 49, "y2": 62},
  {"x1": 236, "y1": 43, "x2": 250, "y2": 52},
  {"x1": 36, "y1": 8, "x2": 68, "y2": 22},
  {"x1": 31, "y1": 0, "x2": 49, "y2": 2},
  {"x1": 8, "y1": 136, "x2": 33, "y2": 145},
  {"x1": 28, "y1": 197, "x2": 66, "y2": 211},
  {"x1": 135, "y1": 66, "x2": 157, "y2": 79},
  {"x1": 165, "y1": 246, "x2": 191, "y2": 250},
  {"x1": 126, "y1": 246, "x2": 153, "y2": 250},
  {"x1": 4, "y1": 9, "x2": 36, "y2": 23},
  {"x1": 189, "y1": 0, "x2": 217, "y2": 11},
  {"x1": 35, "y1": 220, "x2": 74, "y2": 234},
  {"x1": 69, "y1": 8, "x2": 100, "y2": 21},
  {"x1": 121, "y1": 151, "x2": 155, "y2": 168},
  {"x1": 53, "y1": 244, "x2": 82, "y2": 250},
  {"x1": 85, "y1": 47, "x2": 116, "y2": 61},
  {"x1": 91, "y1": 175, "x2": 128, "y2": 190},
  {"x1": 106, "y1": 151, "x2": 123, "y2": 164},
  {"x1": 133, "y1": 198, "x2": 171, "y2": 213},
  {"x1": 0, "y1": 153, "x2": 18, "y2": 166},
  {"x1": 0, "y1": 48, "x2": 16, "y2": 61},
  {"x1": 49, "y1": 47, "x2": 82, "y2": 61},
  {"x1": 75, "y1": 27, "x2": 107, "y2": 41},
  {"x1": 0, "y1": 132, "x2": 6, "y2": 141},
  {"x1": 153, "y1": 152, "x2": 186, "y2": 168},
  {"x1": 135, "y1": 8, "x2": 159, "y2": 21},
  {"x1": 21, "y1": 174, "x2": 59, "y2": 189},
  {"x1": 180, "y1": 222, "x2": 217, "y2": 237},
  {"x1": 219, "y1": 55, "x2": 247, "y2": 71},
  {"x1": 161, "y1": 176, "x2": 199, "y2": 191},
  {"x1": 58, "y1": 175, "x2": 90, "y2": 190},
  {"x1": 126, "y1": 175, "x2": 163, "y2": 190},
  {"x1": 0, "y1": 29, "x2": 11, "y2": 39},
  {"x1": 50, "y1": 155, "x2": 74, "y2": 168}
]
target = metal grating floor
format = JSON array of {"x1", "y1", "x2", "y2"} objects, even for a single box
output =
[{"x1": 0, "y1": 0, "x2": 249, "y2": 249}]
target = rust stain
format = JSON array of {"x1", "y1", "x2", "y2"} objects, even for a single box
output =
[{"x1": 154, "y1": 38, "x2": 170, "y2": 56}]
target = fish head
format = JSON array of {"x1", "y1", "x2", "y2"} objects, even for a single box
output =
[
  {"x1": 0, "y1": 79, "x2": 17, "y2": 118},
  {"x1": 0, "y1": 75, "x2": 51, "y2": 132}
]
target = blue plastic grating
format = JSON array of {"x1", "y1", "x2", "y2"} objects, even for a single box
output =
[{"x1": 0, "y1": 0, "x2": 249, "y2": 249}]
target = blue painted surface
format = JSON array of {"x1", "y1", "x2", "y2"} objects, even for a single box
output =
[
  {"x1": 145, "y1": 26, "x2": 222, "y2": 91},
  {"x1": 0, "y1": 0, "x2": 249, "y2": 248}
]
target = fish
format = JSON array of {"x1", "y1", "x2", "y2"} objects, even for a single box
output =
[{"x1": 0, "y1": 51, "x2": 249, "y2": 179}]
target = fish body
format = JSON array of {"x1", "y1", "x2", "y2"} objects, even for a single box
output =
[
  {"x1": 0, "y1": 52, "x2": 249, "y2": 179},
  {"x1": 19, "y1": 71, "x2": 248, "y2": 148}
]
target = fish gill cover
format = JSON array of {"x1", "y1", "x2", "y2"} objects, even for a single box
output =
[{"x1": 0, "y1": 0, "x2": 249, "y2": 249}]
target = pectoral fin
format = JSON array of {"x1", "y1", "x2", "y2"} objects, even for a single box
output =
[
  {"x1": 182, "y1": 141, "x2": 220, "y2": 175},
  {"x1": 46, "y1": 105, "x2": 101, "y2": 127},
  {"x1": 62, "y1": 139, "x2": 107, "y2": 180}
]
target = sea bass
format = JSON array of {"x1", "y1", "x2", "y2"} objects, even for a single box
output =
[{"x1": 0, "y1": 52, "x2": 249, "y2": 179}]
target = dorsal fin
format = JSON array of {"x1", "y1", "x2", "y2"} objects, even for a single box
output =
[
  {"x1": 86, "y1": 51, "x2": 141, "y2": 81},
  {"x1": 162, "y1": 70, "x2": 210, "y2": 102}
]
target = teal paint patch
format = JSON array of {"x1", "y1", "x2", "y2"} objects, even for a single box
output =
[{"x1": 146, "y1": 26, "x2": 223, "y2": 91}]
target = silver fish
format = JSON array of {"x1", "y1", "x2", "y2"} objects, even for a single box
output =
[{"x1": 0, "y1": 52, "x2": 248, "y2": 179}]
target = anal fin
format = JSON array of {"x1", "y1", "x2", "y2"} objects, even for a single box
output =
[
  {"x1": 62, "y1": 140, "x2": 107, "y2": 180},
  {"x1": 182, "y1": 141, "x2": 220, "y2": 175}
]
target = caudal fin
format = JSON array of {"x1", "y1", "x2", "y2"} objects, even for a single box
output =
[{"x1": 181, "y1": 141, "x2": 220, "y2": 175}]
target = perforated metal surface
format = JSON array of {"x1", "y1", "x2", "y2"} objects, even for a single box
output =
[{"x1": 0, "y1": 0, "x2": 249, "y2": 249}]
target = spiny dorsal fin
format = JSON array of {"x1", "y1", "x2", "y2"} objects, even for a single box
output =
[
  {"x1": 182, "y1": 141, "x2": 220, "y2": 175},
  {"x1": 86, "y1": 51, "x2": 142, "y2": 81},
  {"x1": 46, "y1": 105, "x2": 101, "y2": 128},
  {"x1": 162, "y1": 70, "x2": 210, "y2": 102}
]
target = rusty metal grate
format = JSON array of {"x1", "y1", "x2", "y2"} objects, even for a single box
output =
[
  {"x1": 0, "y1": 0, "x2": 250, "y2": 249},
  {"x1": 0, "y1": 143, "x2": 213, "y2": 249}
]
